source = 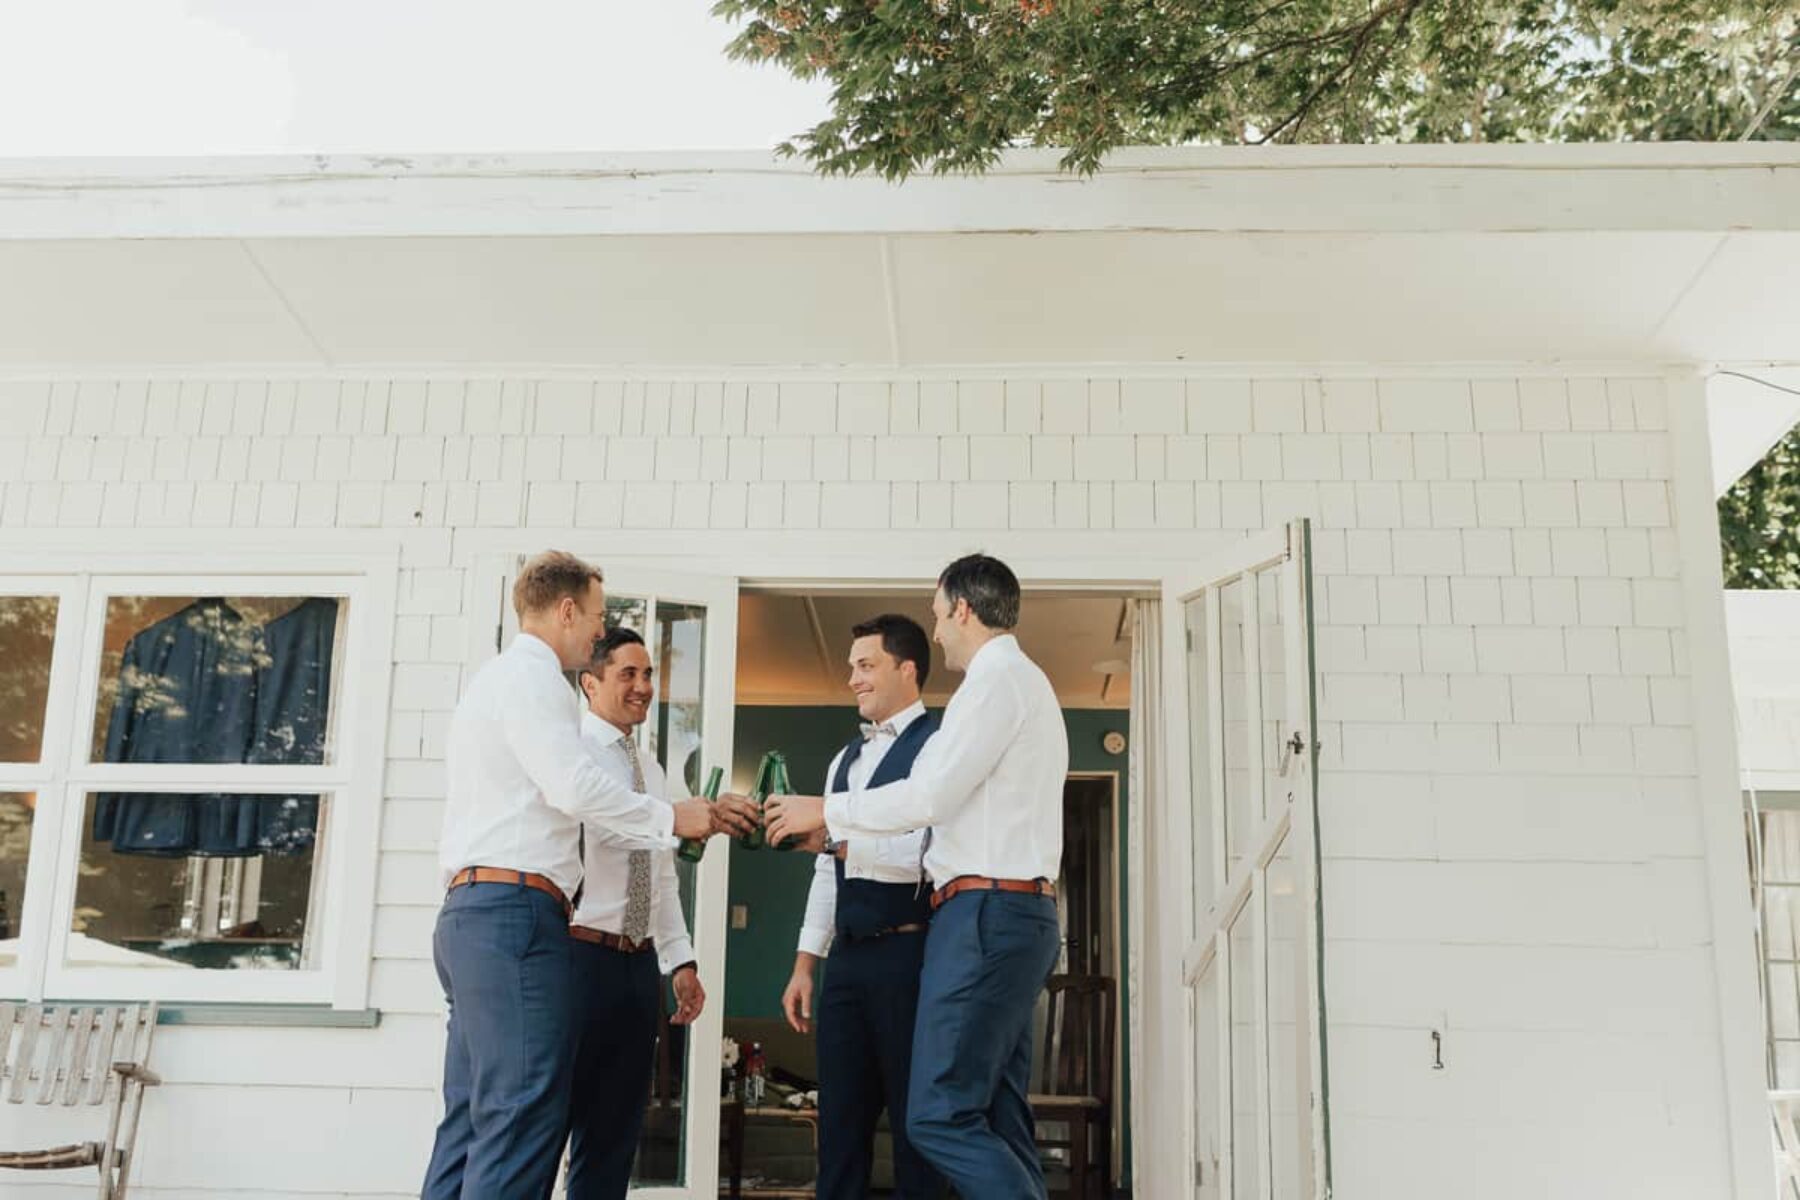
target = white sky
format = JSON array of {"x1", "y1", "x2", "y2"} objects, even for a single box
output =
[{"x1": 0, "y1": 1, "x2": 831, "y2": 156}]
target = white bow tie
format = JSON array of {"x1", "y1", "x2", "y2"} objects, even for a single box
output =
[{"x1": 860, "y1": 721, "x2": 896, "y2": 742}]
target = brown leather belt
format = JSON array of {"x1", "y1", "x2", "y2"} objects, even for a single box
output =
[
  {"x1": 930, "y1": 875, "x2": 1055, "y2": 911},
  {"x1": 568, "y1": 926, "x2": 656, "y2": 955},
  {"x1": 447, "y1": 867, "x2": 572, "y2": 919}
]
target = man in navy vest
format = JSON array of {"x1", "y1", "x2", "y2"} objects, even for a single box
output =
[
  {"x1": 767, "y1": 556, "x2": 1065, "y2": 1198},
  {"x1": 780, "y1": 614, "x2": 946, "y2": 1200}
]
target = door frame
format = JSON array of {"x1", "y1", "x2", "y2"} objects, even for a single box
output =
[
  {"x1": 456, "y1": 526, "x2": 1297, "y2": 1199},
  {"x1": 1065, "y1": 766, "x2": 1126, "y2": 1185}
]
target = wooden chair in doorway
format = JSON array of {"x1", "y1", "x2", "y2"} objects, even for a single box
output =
[{"x1": 1030, "y1": 975, "x2": 1115, "y2": 1199}]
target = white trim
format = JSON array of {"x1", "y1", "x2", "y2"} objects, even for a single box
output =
[
  {"x1": 0, "y1": 360, "x2": 1764, "y2": 384},
  {"x1": 2, "y1": 145, "x2": 1794, "y2": 241},
  {"x1": 1669, "y1": 371, "x2": 1776, "y2": 1199}
]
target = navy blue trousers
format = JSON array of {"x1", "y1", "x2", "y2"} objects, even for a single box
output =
[
  {"x1": 423, "y1": 882, "x2": 578, "y2": 1200},
  {"x1": 564, "y1": 940, "x2": 662, "y2": 1200},
  {"x1": 906, "y1": 891, "x2": 1061, "y2": 1199},
  {"x1": 816, "y1": 930, "x2": 944, "y2": 1200}
]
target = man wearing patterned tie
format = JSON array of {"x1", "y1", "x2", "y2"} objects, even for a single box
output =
[
  {"x1": 780, "y1": 615, "x2": 946, "y2": 1200},
  {"x1": 562, "y1": 626, "x2": 757, "y2": 1199},
  {"x1": 427, "y1": 552, "x2": 730, "y2": 1200}
]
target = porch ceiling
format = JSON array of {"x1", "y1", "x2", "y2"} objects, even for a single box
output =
[{"x1": 0, "y1": 147, "x2": 1796, "y2": 371}]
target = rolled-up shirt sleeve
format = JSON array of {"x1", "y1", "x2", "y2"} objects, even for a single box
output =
[
  {"x1": 505, "y1": 672, "x2": 675, "y2": 849},
  {"x1": 826, "y1": 674, "x2": 1022, "y2": 839}
]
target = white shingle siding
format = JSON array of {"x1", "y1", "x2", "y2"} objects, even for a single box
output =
[{"x1": 0, "y1": 371, "x2": 1729, "y2": 1200}]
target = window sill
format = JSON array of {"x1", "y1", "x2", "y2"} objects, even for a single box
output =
[
  {"x1": 159, "y1": 1003, "x2": 382, "y2": 1028},
  {"x1": 5, "y1": 1001, "x2": 383, "y2": 1029}
]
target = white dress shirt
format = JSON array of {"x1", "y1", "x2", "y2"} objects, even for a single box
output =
[
  {"x1": 572, "y1": 712, "x2": 696, "y2": 974},
  {"x1": 438, "y1": 633, "x2": 676, "y2": 897},
  {"x1": 825, "y1": 635, "x2": 1065, "y2": 886},
  {"x1": 797, "y1": 700, "x2": 931, "y2": 958}
]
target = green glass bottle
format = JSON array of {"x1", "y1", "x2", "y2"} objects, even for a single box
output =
[
  {"x1": 677, "y1": 766, "x2": 724, "y2": 864},
  {"x1": 739, "y1": 753, "x2": 774, "y2": 850},
  {"x1": 770, "y1": 753, "x2": 803, "y2": 851}
]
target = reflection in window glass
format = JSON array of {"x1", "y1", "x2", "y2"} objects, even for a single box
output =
[
  {"x1": 0, "y1": 792, "x2": 34, "y2": 967},
  {"x1": 605, "y1": 595, "x2": 648, "y2": 639},
  {"x1": 70, "y1": 793, "x2": 324, "y2": 971},
  {"x1": 0, "y1": 596, "x2": 58, "y2": 763},
  {"x1": 633, "y1": 599, "x2": 709, "y2": 1187},
  {"x1": 87, "y1": 596, "x2": 340, "y2": 859},
  {"x1": 90, "y1": 595, "x2": 343, "y2": 765}
]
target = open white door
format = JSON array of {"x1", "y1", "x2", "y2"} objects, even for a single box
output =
[
  {"x1": 1159, "y1": 522, "x2": 1327, "y2": 1200},
  {"x1": 477, "y1": 557, "x2": 739, "y2": 1200}
]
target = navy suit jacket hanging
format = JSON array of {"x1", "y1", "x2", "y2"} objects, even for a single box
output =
[{"x1": 94, "y1": 597, "x2": 335, "y2": 857}]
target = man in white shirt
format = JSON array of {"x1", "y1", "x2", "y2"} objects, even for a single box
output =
[
  {"x1": 563, "y1": 626, "x2": 753, "y2": 1199},
  {"x1": 423, "y1": 551, "x2": 725, "y2": 1200},
  {"x1": 779, "y1": 615, "x2": 946, "y2": 1200},
  {"x1": 767, "y1": 555, "x2": 1066, "y2": 1199}
]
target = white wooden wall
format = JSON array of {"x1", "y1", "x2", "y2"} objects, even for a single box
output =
[{"x1": 0, "y1": 372, "x2": 1749, "y2": 1198}]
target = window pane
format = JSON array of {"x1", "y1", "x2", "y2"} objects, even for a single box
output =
[
  {"x1": 71, "y1": 792, "x2": 325, "y2": 970},
  {"x1": 655, "y1": 601, "x2": 708, "y2": 794},
  {"x1": 1184, "y1": 595, "x2": 1216, "y2": 924},
  {"x1": 633, "y1": 598, "x2": 709, "y2": 1187},
  {"x1": 1220, "y1": 578, "x2": 1254, "y2": 876},
  {"x1": 0, "y1": 792, "x2": 34, "y2": 966},
  {"x1": 0, "y1": 596, "x2": 58, "y2": 763},
  {"x1": 605, "y1": 595, "x2": 648, "y2": 638},
  {"x1": 1267, "y1": 835, "x2": 1303, "y2": 1200},
  {"x1": 1193, "y1": 956, "x2": 1223, "y2": 1200},
  {"x1": 1230, "y1": 904, "x2": 1261, "y2": 1200},
  {"x1": 1257, "y1": 569, "x2": 1289, "y2": 830},
  {"x1": 90, "y1": 596, "x2": 344, "y2": 766}
]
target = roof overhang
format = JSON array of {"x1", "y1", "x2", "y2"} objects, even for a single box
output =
[{"x1": 0, "y1": 145, "x2": 1796, "y2": 371}]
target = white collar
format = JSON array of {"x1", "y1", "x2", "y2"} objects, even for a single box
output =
[
  {"x1": 866, "y1": 698, "x2": 928, "y2": 737},
  {"x1": 963, "y1": 632, "x2": 1019, "y2": 680},
  {"x1": 582, "y1": 709, "x2": 633, "y2": 744},
  {"x1": 512, "y1": 632, "x2": 560, "y2": 666}
]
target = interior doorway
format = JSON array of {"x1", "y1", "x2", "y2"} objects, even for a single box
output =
[{"x1": 719, "y1": 585, "x2": 1136, "y2": 1197}]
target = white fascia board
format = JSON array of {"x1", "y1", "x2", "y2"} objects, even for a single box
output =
[{"x1": 1, "y1": 144, "x2": 1798, "y2": 241}]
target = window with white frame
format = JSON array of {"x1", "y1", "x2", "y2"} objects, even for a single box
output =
[{"x1": 0, "y1": 568, "x2": 390, "y2": 1006}]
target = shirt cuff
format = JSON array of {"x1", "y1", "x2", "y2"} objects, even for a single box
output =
[
  {"x1": 653, "y1": 795, "x2": 676, "y2": 843},
  {"x1": 797, "y1": 927, "x2": 833, "y2": 958},
  {"x1": 659, "y1": 936, "x2": 696, "y2": 975}
]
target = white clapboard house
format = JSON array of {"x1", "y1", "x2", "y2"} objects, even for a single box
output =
[{"x1": 1, "y1": 145, "x2": 1799, "y2": 1200}]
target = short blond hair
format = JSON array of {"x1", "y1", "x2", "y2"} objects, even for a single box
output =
[{"x1": 513, "y1": 550, "x2": 603, "y2": 618}]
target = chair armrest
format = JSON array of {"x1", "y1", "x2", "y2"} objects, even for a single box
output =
[{"x1": 112, "y1": 1061, "x2": 163, "y2": 1087}]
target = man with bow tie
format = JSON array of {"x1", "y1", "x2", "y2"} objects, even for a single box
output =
[
  {"x1": 563, "y1": 626, "x2": 758, "y2": 1199},
  {"x1": 767, "y1": 556, "x2": 1065, "y2": 1198},
  {"x1": 780, "y1": 614, "x2": 946, "y2": 1200}
]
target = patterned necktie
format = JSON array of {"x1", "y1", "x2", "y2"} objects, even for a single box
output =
[
  {"x1": 860, "y1": 721, "x2": 896, "y2": 742},
  {"x1": 619, "y1": 734, "x2": 653, "y2": 943}
]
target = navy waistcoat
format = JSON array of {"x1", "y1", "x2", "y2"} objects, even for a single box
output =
[{"x1": 828, "y1": 711, "x2": 939, "y2": 940}]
